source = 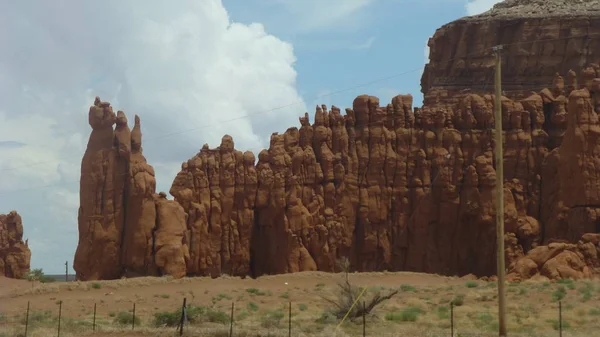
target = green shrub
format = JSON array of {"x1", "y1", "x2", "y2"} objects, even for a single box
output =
[
  {"x1": 298, "y1": 304, "x2": 308, "y2": 311},
  {"x1": 246, "y1": 288, "x2": 267, "y2": 296},
  {"x1": 114, "y1": 311, "x2": 141, "y2": 326},
  {"x1": 465, "y1": 281, "x2": 478, "y2": 288},
  {"x1": 153, "y1": 305, "x2": 228, "y2": 327},
  {"x1": 400, "y1": 284, "x2": 416, "y2": 292},
  {"x1": 261, "y1": 310, "x2": 285, "y2": 328},
  {"x1": 247, "y1": 302, "x2": 259, "y2": 312},
  {"x1": 385, "y1": 306, "x2": 424, "y2": 322},
  {"x1": 552, "y1": 286, "x2": 567, "y2": 302},
  {"x1": 451, "y1": 295, "x2": 465, "y2": 306},
  {"x1": 91, "y1": 283, "x2": 101, "y2": 289}
]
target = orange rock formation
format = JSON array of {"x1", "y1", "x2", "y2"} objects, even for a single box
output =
[
  {"x1": 73, "y1": 98, "x2": 189, "y2": 281},
  {"x1": 0, "y1": 211, "x2": 31, "y2": 278},
  {"x1": 75, "y1": 0, "x2": 600, "y2": 281},
  {"x1": 169, "y1": 66, "x2": 600, "y2": 281}
]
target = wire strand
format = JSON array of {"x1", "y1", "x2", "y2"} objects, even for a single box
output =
[{"x1": 2, "y1": 31, "x2": 598, "y2": 173}]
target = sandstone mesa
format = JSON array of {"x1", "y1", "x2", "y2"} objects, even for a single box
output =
[
  {"x1": 73, "y1": 0, "x2": 600, "y2": 281},
  {"x1": 0, "y1": 211, "x2": 31, "y2": 279}
]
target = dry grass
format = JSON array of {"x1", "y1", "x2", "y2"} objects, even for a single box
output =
[{"x1": 1, "y1": 272, "x2": 600, "y2": 337}]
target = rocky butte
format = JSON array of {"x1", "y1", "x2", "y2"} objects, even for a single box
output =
[
  {"x1": 75, "y1": 0, "x2": 600, "y2": 281},
  {"x1": 0, "y1": 211, "x2": 31, "y2": 278}
]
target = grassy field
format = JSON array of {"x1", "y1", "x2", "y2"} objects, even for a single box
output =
[{"x1": 1, "y1": 271, "x2": 599, "y2": 336}]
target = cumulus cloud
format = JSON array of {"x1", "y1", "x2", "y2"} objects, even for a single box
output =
[
  {"x1": 465, "y1": 0, "x2": 502, "y2": 15},
  {"x1": 0, "y1": 0, "x2": 306, "y2": 273}
]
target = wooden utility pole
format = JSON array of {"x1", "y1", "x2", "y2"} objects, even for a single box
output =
[{"x1": 493, "y1": 44, "x2": 507, "y2": 337}]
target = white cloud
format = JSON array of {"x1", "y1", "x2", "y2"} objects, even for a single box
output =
[
  {"x1": 0, "y1": 0, "x2": 305, "y2": 273},
  {"x1": 465, "y1": 0, "x2": 502, "y2": 15}
]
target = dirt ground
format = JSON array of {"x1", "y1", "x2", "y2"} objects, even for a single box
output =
[{"x1": 1, "y1": 271, "x2": 600, "y2": 336}]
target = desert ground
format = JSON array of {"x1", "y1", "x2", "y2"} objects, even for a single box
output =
[{"x1": 1, "y1": 271, "x2": 600, "y2": 337}]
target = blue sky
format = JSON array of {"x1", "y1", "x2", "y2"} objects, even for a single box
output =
[
  {"x1": 224, "y1": 0, "x2": 471, "y2": 107},
  {"x1": 0, "y1": 0, "x2": 499, "y2": 274}
]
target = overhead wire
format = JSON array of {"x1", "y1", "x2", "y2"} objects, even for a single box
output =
[
  {"x1": 2, "y1": 31, "x2": 599, "y2": 173},
  {"x1": 1, "y1": 32, "x2": 599, "y2": 195}
]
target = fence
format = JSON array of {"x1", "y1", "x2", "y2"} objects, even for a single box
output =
[{"x1": 0, "y1": 298, "x2": 581, "y2": 337}]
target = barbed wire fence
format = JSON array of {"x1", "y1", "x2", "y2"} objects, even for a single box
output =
[{"x1": 0, "y1": 294, "x2": 582, "y2": 337}]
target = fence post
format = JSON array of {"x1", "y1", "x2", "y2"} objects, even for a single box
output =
[
  {"x1": 65, "y1": 261, "x2": 68, "y2": 282},
  {"x1": 179, "y1": 297, "x2": 187, "y2": 336},
  {"x1": 229, "y1": 302, "x2": 234, "y2": 337},
  {"x1": 288, "y1": 301, "x2": 292, "y2": 337},
  {"x1": 57, "y1": 300, "x2": 62, "y2": 337},
  {"x1": 450, "y1": 302, "x2": 454, "y2": 337},
  {"x1": 363, "y1": 301, "x2": 366, "y2": 337},
  {"x1": 24, "y1": 301, "x2": 30, "y2": 337},
  {"x1": 559, "y1": 300, "x2": 562, "y2": 337},
  {"x1": 132, "y1": 303, "x2": 136, "y2": 330},
  {"x1": 93, "y1": 303, "x2": 96, "y2": 331}
]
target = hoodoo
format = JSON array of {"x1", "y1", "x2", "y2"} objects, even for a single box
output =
[{"x1": 0, "y1": 211, "x2": 31, "y2": 279}]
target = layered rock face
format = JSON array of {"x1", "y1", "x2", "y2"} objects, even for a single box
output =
[
  {"x1": 0, "y1": 211, "x2": 31, "y2": 278},
  {"x1": 422, "y1": 0, "x2": 600, "y2": 108},
  {"x1": 73, "y1": 97, "x2": 189, "y2": 281}
]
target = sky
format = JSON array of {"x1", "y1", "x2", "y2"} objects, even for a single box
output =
[{"x1": 0, "y1": 0, "x2": 502, "y2": 274}]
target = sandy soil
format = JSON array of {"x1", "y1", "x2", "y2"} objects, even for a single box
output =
[{"x1": 1, "y1": 272, "x2": 600, "y2": 337}]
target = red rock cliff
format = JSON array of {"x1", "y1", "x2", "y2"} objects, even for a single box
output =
[
  {"x1": 73, "y1": 97, "x2": 189, "y2": 281},
  {"x1": 170, "y1": 64, "x2": 600, "y2": 279},
  {"x1": 0, "y1": 211, "x2": 31, "y2": 278}
]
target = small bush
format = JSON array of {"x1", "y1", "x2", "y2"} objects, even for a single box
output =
[
  {"x1": 436, "y1": 306, "x2": 449, "y2": 319},
  {"x1": 298, "y1": 304, "x2": 308, "y2": 311},
  {"x1": 400, "y1": 284, "x2": 416, "y2": 292},
  {"x1": 154, "y1": 305, "x2": 228, "y2": 327},
  {"x1": 588, "y1": 308, "x2": 600, "y2": 316},
  {"x1": 113, "y1": 311, "x2": 141, "y2": 326},
  {"x1": 465, "y1": 281, "x2": 478, "y2": 288},
  {"x1": 451, "y1": 295, "x2": 465, "y2": 306},
  {"x1": 385, "y1": 306, "x2": 424, "y2": 322},
  {"x1": 261, "y1": 310, "x2": 285, "y2": 328},
  {"x1": 552, "y1": 286, "x2": 567, "y2": 302},
  {"x1": 21, "y1": 311, "x2": 53, "y2": 324},
  {"x1": 548, "y1": 318, "x2": 570, "y2": 330},
  {"x1": 280, "y1": 292, "x2": 289, "y2": 299},
  {"x1": 246, "y1": 288, "x2": 267, "y2": 296},
  {"x1": 91, "y1": 283, "x2": 101, "y2": 289},
  {"x1": 247, "y1": 302, "x2": 259, "y2": 312}
]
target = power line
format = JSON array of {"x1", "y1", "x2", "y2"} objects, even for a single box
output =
[
  {"x1": 1, "y1": 33, "x2": 599, "y2": 194},
  {"x1": 2, "y1": 31, "x2": 598, "y2": 174}
]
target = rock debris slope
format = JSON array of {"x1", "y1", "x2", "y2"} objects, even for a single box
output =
[{"x1": 0, "y1": 211, "x2": 31, "y2": 278}]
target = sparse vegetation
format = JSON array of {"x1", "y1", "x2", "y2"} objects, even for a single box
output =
[
  {"x1": 260, "y1": 309, "x2": 285, "y2": 328},
  {"x1": 385, "y1": 306, "x2": 424, "y2": 322},
  {"x1": 91, "y1": 282, "x2": 101, "y2": 289},
  {"x1": 451, "y1": 294, "x2": 465, "y2": 307},
  {"x1": 465, "y1": 281, "x2": 478, "y2": 288},
  {"x1": 552, "y1": 286, "x2": 567, "y2": 302},
  {"x1": 320, "y1": 274, "x2": 398, "y2": 320},
  {"x1": 3, "y1": 272, "x2": 600, "y2": 337},
  {"x1": 113, "y1": 311, "x2": 141, "y2": 326},
  {"x1": 400, "y1": 284, "x2": 417, "y2": 292},
  {"x1": 247, "y1": 302, "x2": 259, "y2": 312},
  {"x1": 24, "y1": 268, "x2": 55, "y2": 284}
]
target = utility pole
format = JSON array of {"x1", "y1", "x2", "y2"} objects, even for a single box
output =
[
  {"x1": 493, "y1": 44, "x2": 507, "y2": 337},
  {"x1": 65, "y1": 261, "x2": 68, "y2": 282}
]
